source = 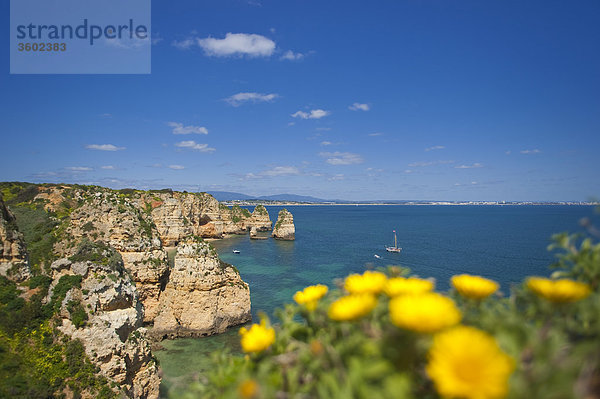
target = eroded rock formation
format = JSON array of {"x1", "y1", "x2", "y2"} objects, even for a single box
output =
[
  {"x1": 0, "y1": 183, "x2": 262, "y2": 398},
  {"x1": 49, "y1": 249, "x2": 160, "y2": 398},
  {"x1": 151, "y1": 239, "x2": 251, "y2": 339},
  {"x1": 272, "y1": 208, "x2": 296, "y2": 240},
  {"x1": 251, "y1": 205, "x2": 272, "y2": 231}
]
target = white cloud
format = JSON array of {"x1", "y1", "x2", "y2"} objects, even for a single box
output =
[
  {"x1": 172, "y1": 38, "x2": 195, "y2": 50},
  {"x1": 261, "y1": 166, "x2": 300, "y2": 176},
  {"x1": 66, "y1": 166, "x2": 92, "y2": 171},
  {"x1": 505, "y1": 150, "x2": 512, "y2": 155},
  {"x1": 329, "y1": 174, "x2": 345, "y2": 181},
  {"x1": 243, "y1": 165, "x2": 301, "y2": 180},
  {"x1": 225, "y1": 92, "x2": 279, "y2": 106},
  {"x1": 408, "y1": 161, "x2": 434, "y2": 167},
  {"x1": 291, "y1": 109, "x2": 330, "y2": 119},
  {"x1": 316, "y1": 127, "x2": 332, "y2": 131},
  {"x1": 104, "y1": 37, "x2": 149, "y2": 50},
  {"x1": 168, "y1": 165, "x2": 185, "y2": 170},
  {"x1": 198, "y1": 33, "x2": 275, "y2": 57},
  {"x1": 85, "y1": 144, "x2": 125, "y2": 151},
  {"x1": 408, "y1": 160, "x2": 455, "y2": 167},
  {"x1": 368, "y1": 132, "x2": 383, "y2": 136},
  {"x1": 244, "y1": 173, "x2": 262, "y2": 180},
  {"x1": 168, "y1": 122, "x2": 208, "y2": 135},
  {"x1": 101, "y1": 165, "x2": 116, "y2": 170},
  {"x1": 455, "y1": 163, "x2": 483, "y2": 169},
  {"x1": 280, "y1": 50, "x2": 304, "y2": 61},
  {"x1": 319, "y1": 151, "x2": 364, "y2": 165},
  {"x1": 100, "y1": 113, "x2": 112, "y2": 118},
  {"x1": 454, "y1": 181, "x2": 479, "y2": 186},
  {"x1": 175, "y1": 140, "x2": 216, "y2": 153},
  {"x1": 425, "y1": 145, "x2": 445, "y2": 151},
  {"x1": 320, "y1": 141, "x2": 332, "y2": 146},
  {"x1": 521, "y1": 149, "x2": 541, "y2": 154},
  {"x1": 348, "y1": 103, "x2": 370, "y2": 111}
]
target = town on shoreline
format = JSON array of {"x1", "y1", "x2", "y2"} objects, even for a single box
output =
[{"x1": 224, "y1": 200, "x2": 598, "y2": 207}]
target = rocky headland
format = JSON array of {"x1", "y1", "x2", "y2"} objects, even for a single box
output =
[{"x1": 0, "y1": 182, "x2": 285, "y2": 398}]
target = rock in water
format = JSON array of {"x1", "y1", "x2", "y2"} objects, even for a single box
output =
[
  {"x1": 272, "y1": 209, "x2": 295, "y2": 240},
  {"x1": 250, "y1": 205, "x2": 272, "y2": 231},
  {"x1": 151, "y1": 238, "x2": 251, "y2": 339}
]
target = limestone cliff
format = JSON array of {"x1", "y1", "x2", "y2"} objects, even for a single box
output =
[
  {"x1": 2, "y1": 184, "x2": 253, "y2": 335},
  {"x1": 37, "y1": 186, "x2": 252, "y2": 334},
  {"x1": 151, "y1": 238, "x2": 251, "y2": 339},
  {"x1": 0, "y1": 197, "x2": 30, "y2": 281},
  {"x1": 56, "y1": 188, "x2": 169, "y2": 323},
  {"x1": 272, "y1": 208, "x2": 296, "y2": 240},
  {"x1": 143, "y1": 192, "x2": 256, "y2": 240},
  {"x1": 0, "y1": 182, "x2": 262, "y2": 397},
  {"x1": 49, "y1": 244, "x2": 160, "y2": 399}
]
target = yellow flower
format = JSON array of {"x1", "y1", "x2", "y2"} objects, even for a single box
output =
[
  {"x1": 427, "y1": 326, "x2": 514, "y2": 399},
  {"x1": 451, "y1": 274, "x2": 499, "y2": 300},
  {"x1": 526, "y1": 277, "x2": 591, "y2": 303},
  {"x1": 389, "y1": 293, "x2": 461, "y2": 333},
  {"x1": 344, "y1": 270, "x2": 387, "y2": 295},
  {"x1": 328, "y1": 294, "x2": 377, "y2": 321},
  {"x1": 238, "y1": 379, "x2": 259, "y2": 398},
  {"x1": 384, "y1": 277, "x2": 434, "y2": 297},
  {"x1": 310, "y1": 339, "x2": 324, "y2": 356},
  {"x1": 293, "y1": 284, "x2": 328, "y2": 311},
  {"x1": 239, "y1": 319, "x2": 275, "y2": 353}
]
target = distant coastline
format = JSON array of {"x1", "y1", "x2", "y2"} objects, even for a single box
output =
[{"x1": 224, "y1": 200, "x2": 598, "y2": 207}]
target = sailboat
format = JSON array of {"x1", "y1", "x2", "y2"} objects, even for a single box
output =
[{"x1": 386, "y1": 230, "x2": 402, "y2": 253}]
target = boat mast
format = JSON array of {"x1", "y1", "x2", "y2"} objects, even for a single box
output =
[{"x1": 393, "y1": 230, "x2": 397, "y2": 249}]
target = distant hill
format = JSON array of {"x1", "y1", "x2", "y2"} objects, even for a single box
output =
[
  {"x1": 257, "y1": 194, "x2": 330, "y2": 203},
  {"x1": 207, "y1": 191, "x2": 330, "y2": 203},
  {"x1": 206, "y1": 191, "x2": 255, "y2": 201}
]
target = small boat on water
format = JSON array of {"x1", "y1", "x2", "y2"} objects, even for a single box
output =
[
  {"x1": 233, "y1": 250, "x2": 241, "y2": 254},
  {"x1": 374, "y1": 254, "x2": 382, "y2": 259},
  {"x1": 386, "y1": 230, "x2": 402, "y2": 253}
]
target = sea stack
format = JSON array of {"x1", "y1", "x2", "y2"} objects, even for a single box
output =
[
  {"x1": 272, "y1": 209, "x2": 295, "y2": 241},
  {"x1": 250, "y1": 205, "x2": 272, "y2": 231}
]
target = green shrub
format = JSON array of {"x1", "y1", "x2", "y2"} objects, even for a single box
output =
[
  {"x1": 9, "y1": 203, "x2": 58, "y2": 273},
  {"x1": 69, "y1": 239, "x2": 124, "y2": 273},
  {"x1": 50, "y1": 274, "x2": 82, "y2": 314},
  {"x1": 194, "y1": 230, "x2": 600, "y2": 399},
  {"x1": 67, "y1": 300, "x2": 88, "y2": 329}
]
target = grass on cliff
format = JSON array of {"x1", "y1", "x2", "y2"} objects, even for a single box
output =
[
  {"x1": 9, "y1": 203, "x2": 58, "y2": 275},
  {"x1": 231, "y1": 205, "x2": 252, "y2": 224},
  {"x1": 274, "y1": 208, "x2": 289, "y2": 230},
  {"x1": 0, "y1": 275, "x2": 116, "y2": 398},
  {"x1": 69, "y1": 239, "x2": 125, "y2": 274},
  {"x1": 0, "y1": 184, "x2": 120, "y2": 397}
]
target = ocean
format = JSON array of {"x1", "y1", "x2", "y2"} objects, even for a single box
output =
[{"x1": 155, "y1": 205, "x2": 596, "y2": 397}]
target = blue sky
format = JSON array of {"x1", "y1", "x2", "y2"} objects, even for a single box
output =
[{"x1": 1, "y1": 0, "x2": 599, "y2": 201}]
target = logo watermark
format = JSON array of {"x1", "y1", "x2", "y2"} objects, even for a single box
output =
[{"x1": 10, "y1": 0, "x2": 151, "y2": 74}]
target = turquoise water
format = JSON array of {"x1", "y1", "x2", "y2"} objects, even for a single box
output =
[{"x1": 156, "y1": 205, "x2": 596, "y2": 397}]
